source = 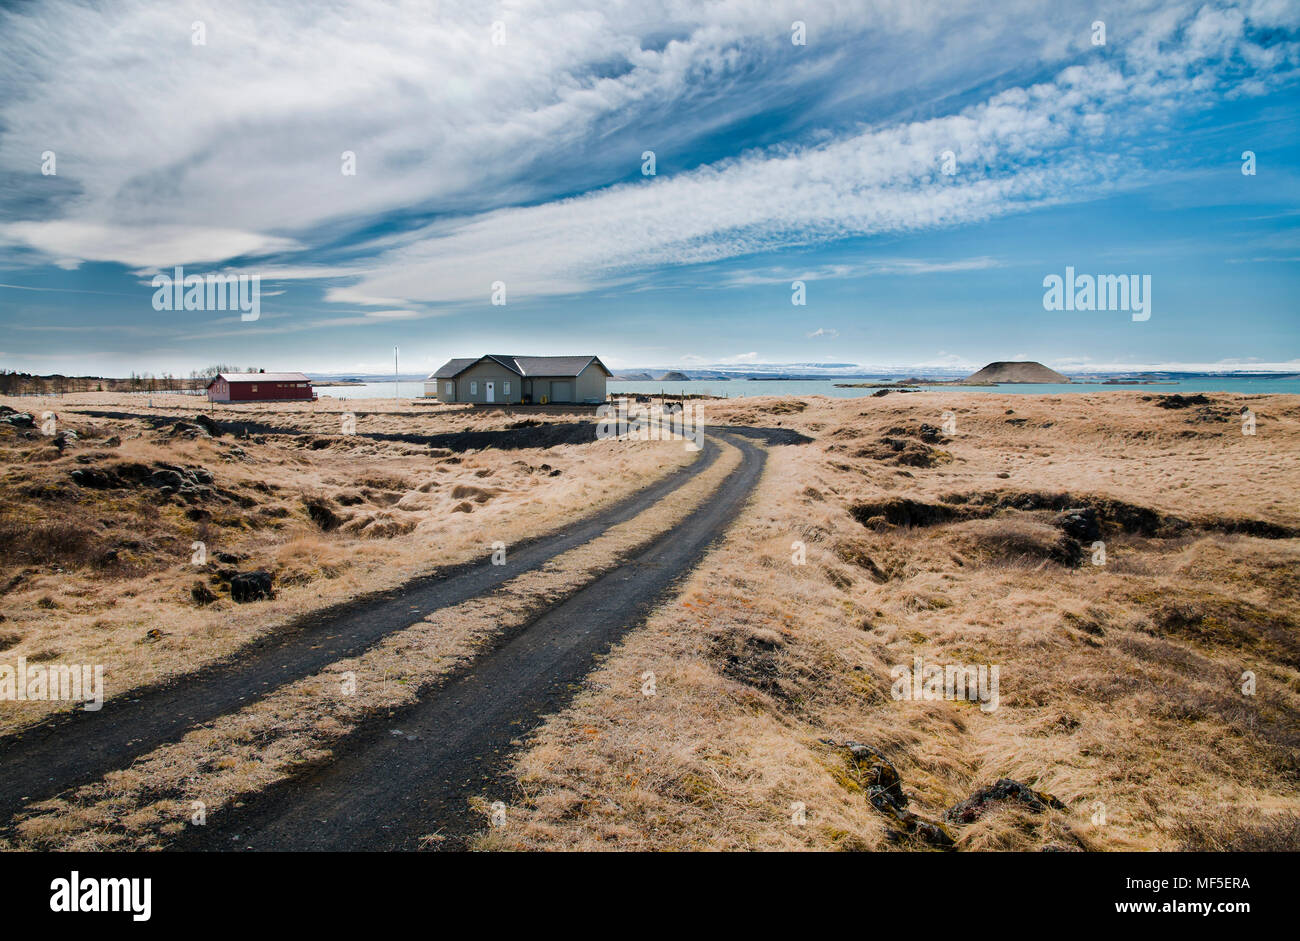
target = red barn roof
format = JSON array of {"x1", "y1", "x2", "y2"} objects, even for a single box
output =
[{"x1": 207, "y1": 372, "x2": 311, "y2": 387}]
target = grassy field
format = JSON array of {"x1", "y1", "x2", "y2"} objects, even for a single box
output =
[
  {"x1": 2, "y1": 388, "x2": 1297, "y2": 852},
  {"x1": 0, "y1": 392, "x2": 692, "y2": 735},
  {"x1": 481, "y1": 390, "x2": 1300, "y2": 851},
  {"x1": 5, "y1": 432, "x2": 741, "y2": 850}
]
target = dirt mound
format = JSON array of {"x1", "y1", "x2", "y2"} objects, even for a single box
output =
[
  {"x1": 1149, "y1": 594, "x2": 1300, "y2": 668},
  {"x1": 961, "y1": 361, "x2": 1069, "y2": 384},
  {"x1": 951, "y1": 517, "x2": 1082, "y2": 566},
  {"x1": 450, "y1": 484, "x2": 497, "y2": 503},
  {"x1": 305, "y1": 499, "x2": 344, "y2": 531},
  {"x1": 849, "y1": 498, "x2": 960, "y2": 528},
  {"x1": 1148, "y1": 393, "x2": 1210, "y2": 408},
  {"x1": 848, "y1": 435, "x2": 950, "y2": 468},
  {"x1": 942, "y1": 490, "x2": 1182, "y2": 537},
  {"x1": 756, "y1": 400, "x2": 807, "y2": 414}
]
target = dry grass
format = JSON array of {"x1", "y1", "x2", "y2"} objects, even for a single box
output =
[
  {"x1": 7, "y1": 389, "x2": 1297, "y2": 853},
  {"x1": 477, "y1": 391, "x2": 1300, "y2": 851},
  {"x1": 3, "y1": 438, "x2": 743, "y2": 850},
  {"x1": 0, "y1": 392, "x2": 693, "y2": 735}
]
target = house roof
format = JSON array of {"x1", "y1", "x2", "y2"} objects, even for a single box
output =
[
  {"x1": 427, "y1": 358, "x2": 479, "y2": 379},
  {"x1": 209, "y1": 372, "x2": 311, "y2": 386},
  {"x1": 426, "y1": 355, "x2": 611, "y2": 380}
]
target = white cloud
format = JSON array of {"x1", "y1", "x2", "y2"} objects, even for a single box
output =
[
  {"x1": 0, "y1": 221, "x2": 298, "y2": 269},
  {"x1": 728, "y1": 256, "x2": 1005, "y2": 286},
  {"x1": 0, "y1": 0, "x2": 1295, "y2": 309}
]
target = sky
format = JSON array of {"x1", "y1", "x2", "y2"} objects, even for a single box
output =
[{"x1": 0, "y1": 0, "x2": 1297, "y2": 377}]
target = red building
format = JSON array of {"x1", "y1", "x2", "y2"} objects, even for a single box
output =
[{"x1": 206, "y1": 372, "x2": 315, "y2": 403}]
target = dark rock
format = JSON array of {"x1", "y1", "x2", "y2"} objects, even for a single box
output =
[
  {"x1": 229, "y1": 571, "x2": 274, "y2": 603},
  {"x1": 1, "y1": 412, "x2": 35, "y2": 428},
  {"x1": 945, "y1": 778, "x2": 1067, "y2": 825},
  {"x1": 69, "y1": 468, "x2": 118, "y2": 489},
  {"x1": 148, "y1": 468, "x2": 187, "y2": 489},
  {"x1": 918, "y1": 424, "x2": 943, "y2": 443},
  {"x1": 845, "y1": 742, "x2": 906, "y2": 810},
  {"x1": 1053, "y1": 506, "x2": 1101, "y2": 543},
  {"x1": 215, "y1": 551, "x2": 243, "y2": 564},
  {"x1": 833, "y1": 740, "x2": 956, "y2": 849},
  {"x1": 194, "y1": 413, "x2": 222, "y2": 436},
  {"x1": 115, "y1": 462, "x2": 151, "y2": 482}
]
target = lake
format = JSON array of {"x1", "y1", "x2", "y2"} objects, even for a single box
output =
[{"x1": 317, "y1": 377, "x2": 1300, "y2": 399}]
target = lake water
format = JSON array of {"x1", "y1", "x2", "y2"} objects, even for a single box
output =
[
  {"x1": 316, "y1": 381, "x2": 429, "y2": 401},
  {"x1": 318, "y1": 377, "x2": 1300, "y2": 399}
]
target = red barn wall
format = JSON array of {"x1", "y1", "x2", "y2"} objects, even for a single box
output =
[
  {"x1": 227, "y1": 381, "x2": 314, "y2": 401},
  {"x1": 226, "y1": 379, "x2": 312, "y2": 397}
]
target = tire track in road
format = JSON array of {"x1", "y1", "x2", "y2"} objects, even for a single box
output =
[
  {"x1": 0, "y1": 437, "x2": 723, "y2": 823},
  {"x1": 179, "y1": 430, "x2": 768, "y2": 851}
]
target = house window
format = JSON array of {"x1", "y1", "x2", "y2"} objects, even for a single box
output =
[
  {"x1": 250, "y1": 385, "x2": 257, "y2": 393},
  {"x1": 470, "y1": 381, "x2": 478, "y2": 394},
  {"x1": 445, "y1": 382, "x2": 453, "y2": 395},
  {"x1": 503, "y1": 380, "x2": 511, "y2": 396}
]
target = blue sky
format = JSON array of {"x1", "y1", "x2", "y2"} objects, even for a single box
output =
[{"x1": 0, "y1": 0, "x2": 1297, "y2": 376}]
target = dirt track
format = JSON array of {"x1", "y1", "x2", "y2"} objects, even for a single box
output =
[
  {"x1": 171, "y1": 430, "x2": 768, "y2": 850},
  {"x1": 0, "y1": 434, "x2": 730, "y2": 822}
]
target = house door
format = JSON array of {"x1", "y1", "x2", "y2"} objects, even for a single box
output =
[
  {"x1": 551, "y1": 382, "x2": 571, "y2": 402},
  {"x1": 485, "y1": 381, "x2": 495, "y2": 403}
]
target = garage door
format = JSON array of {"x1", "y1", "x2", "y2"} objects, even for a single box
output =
[{"x1": 550, "y1": 382, "x2": 572, "y2": 402}]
